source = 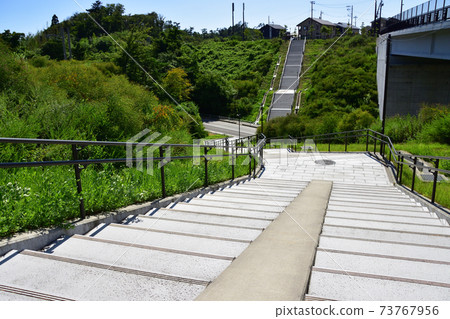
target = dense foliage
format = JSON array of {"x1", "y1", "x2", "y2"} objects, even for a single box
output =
[{"x1": 1, "y1": 1, "x2": 280, "y2": 122}]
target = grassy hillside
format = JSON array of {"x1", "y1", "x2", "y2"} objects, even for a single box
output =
[{"x1": 194, "y1": 39, "x2": 282, "y2": 120}]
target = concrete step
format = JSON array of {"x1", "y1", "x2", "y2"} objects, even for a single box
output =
[
  {"x1": 326, "y1": 205, "x2": 429, "y2": 215},
  {"x1": 331, "y1": 189, "x2": 404, "y2": 197},
  {"x1": 314, "y1": 249, "x2": 450, "y2": 285},
  {"x1": 333, "y1": 184, "x2": 399, "y2": 191},
  {"x1": 253, "y1": 179, "x2": 309, "y2": 186},
  {"x1": 330, "y1": 190, "x2": 410, "y2": 200},
  {"x1": 331, "y1": 188, "x2": 411, "y2": 197},
  {"x1": 46, "y1": 235, "x2": 231, "y2": 282},
  {"x1": 308, "y1": 267, "x2": 450, "y2": 301},
  {"x1": 239, "y1": 179, "x2": 307, "y2": 189},
  {"x1": 324, "y1": 216, "x2": 450, "y2": 235},
  {"x1": 0, "y1": 250, "x2": 206, "y2": 301},
  {"x1": 149, "y1": 209, "x2": 272, "y2": 229},
  {"x1": 88, "y1": 224, "x2": 249, "y2": 259},
  {"x1": 230, "y1": 184, "x2": 301, "y2": 193},
  {"x1": 197, "y1": 194, "x2": 291, "y2": 207},
  {"x1": 0, "y1": 282, "x2": 73, "y2": 301},
  {"x1": 328, "y1": 200, "x2": 426, "y2": 212},
  {"x1": 123, "y1": 215, "x2": 263, "y2": 242},
  {"x1": 330, "y1": 195, "x2": 418, "y2": 206},
  {"x1": 171, "y1": 203, "x2": 279, "y2": 220},
  {"x1": 207, "y1": 190, "x2": 296, "y2": 201},
  {"x1": 318, "y1": 236, "x2": 450, "y2": 263},
  {"x1": 180, "y1": 198, "x2": 284, "y2": 213},
  {"x1": 326, "y1": 210, "x2": 445, "y2": 226},
  {"x1": 327, "y1": 205, "x2": 437, "y2": 218},
  {"x1": 217, "y1": 188, "x2": 297, "y2": 199},
  {"x1": 322, "y1": 225, "x2": 450, "y2": 248}
]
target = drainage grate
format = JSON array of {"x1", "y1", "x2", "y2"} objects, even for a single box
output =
[{"x1": 315, "y1": 160, "x2": 335, "y2": 166}]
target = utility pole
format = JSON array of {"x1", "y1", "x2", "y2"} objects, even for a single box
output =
[
  {"x1": 347, "y1": 5, "x2": 354, "y2": 27},
  {"x1": 400, "y1": 0, "x2": 404, "y2": 20},
  {"x1": 310, "y1": 1, "x2": 315, "y2": 20},
  {"x1": 320, "y1": 10, "x2": 323, "y2": 19},
  {"x1": 354, "y1": 16, "x2": 358, "y2": 27},
  {"x1": 232, "y1": 3, "x2": 235, "y2": 34}
]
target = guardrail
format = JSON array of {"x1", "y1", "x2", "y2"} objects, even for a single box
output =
[
  {"x1": 283, "y1": 129, "x2": 449, "y2": 205},
  {"x1": 383, "y1": 0, "x2": 449, "y2": 34},
  {"x1": 0, "y1": 135, "x2": 266, "y2": 220}
]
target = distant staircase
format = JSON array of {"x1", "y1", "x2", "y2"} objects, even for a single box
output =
[{"x1": 268, "y1": 39, "x2": 304, "y2": 120}]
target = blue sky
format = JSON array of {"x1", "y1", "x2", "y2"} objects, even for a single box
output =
[{"x1": 0, "y1": 0, "x2": 427, "y2": 35}]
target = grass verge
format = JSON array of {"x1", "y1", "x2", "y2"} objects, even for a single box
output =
[{"x1": 0, "y1": 155, "x2": 253, "y2": 238}]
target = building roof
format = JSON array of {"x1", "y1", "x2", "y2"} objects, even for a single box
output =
[
  {"x1": 336, "y1": 22, "x2": 360, "y2": 30},
  {"x1": 261, "y1": 24, "x2": 286, "y2": 30},
  {"x1": 297, "y1": 18, "x2": 336, "y2": 27}
]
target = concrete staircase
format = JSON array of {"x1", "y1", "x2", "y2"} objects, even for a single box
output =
[
  {"x1": 307, "y1": 182, "x2": 450, "y2": 301},
  {"x1": 1, "y1": 150, "x2": 449, "y2": 301},
  {"x1": 0, "y1": 178, "x2": 308, "y2": 301},
  {"x1": 268, "y1": 39, "x2": 304, "y2": 120}
]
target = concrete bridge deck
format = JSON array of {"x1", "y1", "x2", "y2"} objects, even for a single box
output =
[{"x1": 0, "y1": 150, "x2": 449, "y2": 300}]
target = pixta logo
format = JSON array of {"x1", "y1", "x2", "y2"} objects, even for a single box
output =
[{"x1": 126, "y1": 129, "x2": 171, "y2": 175}]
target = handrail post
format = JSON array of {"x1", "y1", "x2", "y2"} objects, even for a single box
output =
[
  {"x1": 399, "y1": 156, "x2": 404, "y2": 185},
  {"x1": 431, "y1": 159, "x2": 439, "y2": 203},
  {"x1": 159, "y1": 146, "x2": 166, "y2": 198},
  {"x1": 366, "y1": 130, "x2": 369, "y2": 152},
  {"x1": 345, "y1": 133, "x2": 348, "y2": 152},
  {"x1": 204, "y1": 147, "x2": 209, "y2": 187},
  {"x1": 328, "y1": 138, "x2": 331, "y2": 152},
  {"x1": 71, "y1": 145, "x2": 86, "y2": 219},
  {"x1": 374, "y1": 136, "x2": 377, "y2": 154},
  {"x1": 411, "y1": 157, "x2": 417, "y2": 193},
  {"x1": 248, "y1": 146, "x2": 252, "y2": 177},
  {"x1": 231, "y1": 148, "x2": 235, "y2": 180},
  {"x1": 253, "y1": 155, "x2": 256, "y2": 178},
  {"x1": 380, "y1": 139, "x2": 384, "y2": 156}
]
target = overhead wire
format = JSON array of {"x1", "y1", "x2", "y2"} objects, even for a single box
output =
[{"x1": 71, "y1": 0, "x2": 199, "y2": 125}]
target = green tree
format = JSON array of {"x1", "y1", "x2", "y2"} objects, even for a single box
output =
[
  {"x1": 162, "y1": 67, "x2": 192, "y2": 102},
  {"x1": 321, "y1": 26, "x2": 332, "y2": 38},
  {"x1": 193, "y1": 71, "x2": 235, "y2": 115}
]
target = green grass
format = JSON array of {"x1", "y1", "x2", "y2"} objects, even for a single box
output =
[
  {"x1": 0, "y1": 155, "x2": 254, "y2": 238},
  {"x1": 204, "y1": 134, "x2": 229, "y2": 140}
]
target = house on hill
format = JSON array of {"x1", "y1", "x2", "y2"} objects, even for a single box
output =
[
  {"x1": 297, "y1": 18, "x2": 360, "y2": 39},
  {"x1": 297, "y1": 18, "x2": 337, "y2": 39},
  {"x1": 260, "y1": 24, "x2": 286, "y2": 39}
]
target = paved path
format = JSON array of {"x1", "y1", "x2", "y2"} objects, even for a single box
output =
[{"x1": 202, "y1": 119, "x2": 257, "y2": 138}]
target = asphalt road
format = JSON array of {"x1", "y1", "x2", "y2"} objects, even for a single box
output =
[{"x1": 202, "y1": 120, "x2": 257, "y2": 138}]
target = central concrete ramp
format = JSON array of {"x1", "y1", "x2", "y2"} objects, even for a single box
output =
[{"x1": 196, "y1": 180, "x2": 332, "y2": 301}]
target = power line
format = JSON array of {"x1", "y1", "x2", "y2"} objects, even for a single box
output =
[{"x1": 70, "y1": 0, "x2": 199, "y2": 125}]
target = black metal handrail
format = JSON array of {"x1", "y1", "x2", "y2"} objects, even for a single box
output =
[
  {"x1": 284, "y1": 129, "x2": 449, "y2": 205},
  {"x1": 0, "y1": 135, "x2": 266, "y2": 219}
]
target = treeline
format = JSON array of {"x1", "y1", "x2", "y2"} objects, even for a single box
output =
[{"x1": 1, "y1": 1, "x2": 279, "y2": 121}]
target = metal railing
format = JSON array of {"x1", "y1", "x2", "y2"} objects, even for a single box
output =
[
  {"x1": 383, "y1": 0, "x2": 449, "y2": 34},
  {"x1": 283, "y1": 129, "x2": 449, "y2": 205},
  {"x1": 0, "y1": 135, "x2": 266, "y2": 220}
]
